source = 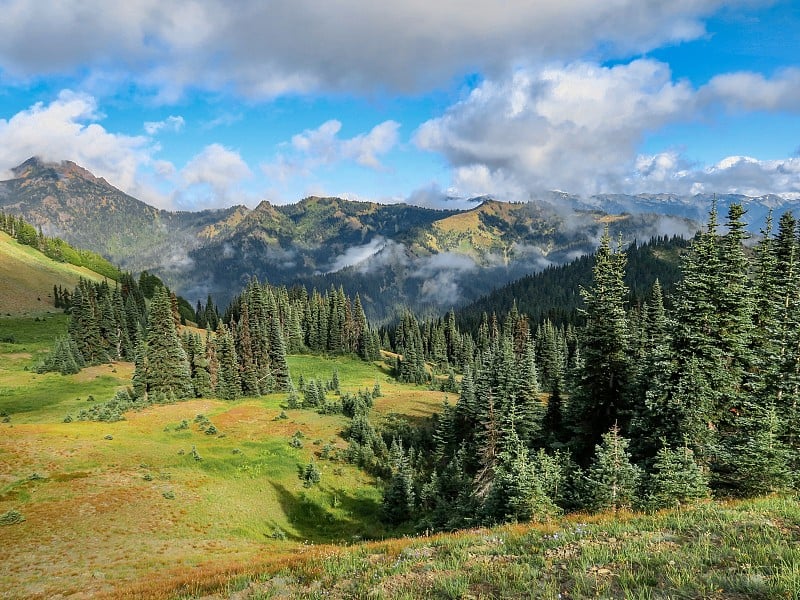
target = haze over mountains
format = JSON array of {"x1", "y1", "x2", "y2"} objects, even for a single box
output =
[{"x1": 2, "y1": 157, "x2": 791, "y2": 320}]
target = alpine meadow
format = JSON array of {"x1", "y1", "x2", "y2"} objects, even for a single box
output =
[{"x1": 2, "y1": 2, "x2": 800, "y2": 599}]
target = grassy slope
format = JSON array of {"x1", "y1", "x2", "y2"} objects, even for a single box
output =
[
  {"x1": 171, "y1": 495, "x2": 800, "y2": 600},
  {"x1": 0, "y1": 231, "x2": 107, "y2": 316},
  {"x1": 0, "y1": 318, "x2": 446, "y2": 599}
]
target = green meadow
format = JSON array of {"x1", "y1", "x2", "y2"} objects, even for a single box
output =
[{"x1": 0, "y1": 315, "x2": 442, "y2": 599}]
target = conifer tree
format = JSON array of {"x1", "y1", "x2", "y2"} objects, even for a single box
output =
[
  {"x1": 645, "y1": 443, "x2": 708, "y2": 510},
  {"x1": 482, "y1": 427, "x2": 557, "y2": 523},
  {"x1": 382, "y1": 443, "x2": 416, "y2": 525},
  {"x1": 569, "y1": 228, "x2": 631, "y2": 463},
  {"x1": 586, "y1": 424, "x2": 640, "y2": 512},
  {"x1": 268, "y1": 311, "x2": 290, "y2": 391},
  {"x1": 215, "y1": 324, "x2": 241, "y2": 400},
  {"x1": 140, "y1": 286, "x2": 193, "y2": 399}
]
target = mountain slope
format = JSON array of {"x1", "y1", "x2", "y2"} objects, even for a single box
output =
[
  {"x1": 0, "y1": 157, "x2": 247, "y2": 275},
  {"x1": 1, "y1": 158, "x2": 706, "y2": 319},
  {"x1": 0, "y1": 230, "x2": 107, "y2": 315},
  {"x1": 455, "y1": 235, "x2": 689, "y2": 331}
]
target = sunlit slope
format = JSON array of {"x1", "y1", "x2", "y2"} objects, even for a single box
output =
[{"x1": 0, "y1": 231, "x2": 106, "y2": 315}]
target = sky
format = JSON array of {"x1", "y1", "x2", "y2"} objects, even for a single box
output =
[{"x1": 0, "y1": 0, "x2": 798, "y2": 211}]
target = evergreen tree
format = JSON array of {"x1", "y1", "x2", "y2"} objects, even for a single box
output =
[
  {"x1": 482, "y1": 427, "x2": 557, "y2": 523},
  {"x1": 140, "y1": 286, "x2": 193, "y2": 399},
  {"x1": 586, "y1": 424, "x2": 640, "y2": 512},
  {"x1": 382, "y1": 443, "x2": 416, "y2": 525},
  {"x1": 268, "y1": 311, "x2": 290, "y2": 391},
  {"x1": 569, "y1": 228, "x2": 632, "y2": 463},
  {"x1": 215, "y1": 324, "x2": 241, "y2": 400},
  {"x1": 645, "y1": 443, "x2": 708, "y2": 510}
]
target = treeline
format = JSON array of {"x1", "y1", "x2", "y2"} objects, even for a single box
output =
[
  {"x1": 50, "y1": 277, "x2": 383, "y2": 415},
  {"x1": 456, "y1": 235, "x2": 689, "y2": 331},
  {"x1": 38, "y1": 273, "x2": 164, "y2": 374},
  {"x1": 365, "y1": 204, "x2": 798, "y2": 529},
  {"x1": 0, "y1": 210, "x2": 121, "y2": 281}
]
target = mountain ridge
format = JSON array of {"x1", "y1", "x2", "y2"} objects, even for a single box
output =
[{"x1": 0, "y1": 157, "x2": 720, "y2": 320}]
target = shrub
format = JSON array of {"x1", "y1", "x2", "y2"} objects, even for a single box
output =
[
  {"x1": 0, "y1": 510, "x2": 25, "y2": 525},
  {"x1": 300, "y1": 461, "x2": 321, "y2": 487}
]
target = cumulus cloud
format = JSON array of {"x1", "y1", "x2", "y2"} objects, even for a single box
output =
[
  {"x1": 416, "y1": 59, "x2": 800, "y2": 200},
  {"x1": 264, "y1": 119, "x2": 400, "y2": 184},
  {"x1": 0, "y1": 89, "x2": 153, "y2": 193},
  {"x1": 701, "y1": 68, "x2": 800, "y2": 113},
  {"x1": 416, "y1": 60, "x2": 693, "y2": 197},
  {"x1": 175, "y1": 143, "x2": 253, "y2": 209},
  {"x1": 144, "y1": 115, "x2": 185, "y2": 135},
  {"x1": 631, "y1": 153, "x2": 800, "y2": 198},
  {"x1": 0, "y1": 92, "x2": 258, "y2": 210},
  {"x1": 0, "y1": 0, "x2": 746, "y2": 98}
]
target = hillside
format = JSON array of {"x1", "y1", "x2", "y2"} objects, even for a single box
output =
[
  {"x1": 150, "y1": 495, "x2": 799, "y2": 600},
  {"x1": 0, "y1": 315, "x2": 447, "y2": 599},
  {"x1": 456, "y1": 235, "x2": 690, "y2": 330},
  {"x1": 0, "y1": 230, "x2": 108, "y2": 315},
  {"x1": 0, "y1": 159, "x2": 701, "y2": 319}
]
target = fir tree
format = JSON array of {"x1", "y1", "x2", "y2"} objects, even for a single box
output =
[
  {"x1": 645, "y1": 443, "x2": 708, "y2": 510},
  {"x1": 569, "y1": 228, "x2": 632, "y2": 463},
  {"x1": 482, "y1": 427, "x2": 557, "y2": 524},
  {"x1": 215, "y1": 324, "x2": 241, "y2": 400},
  {"x1": 141, "y1": 286, "x2": 193, "y2": 399},
  {"x1": 586, "y1": 424, "x2": 640, "y2": 512}
]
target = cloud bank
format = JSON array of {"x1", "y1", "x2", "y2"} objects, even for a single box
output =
[
  {"x1": 416, "y1": 60, "x2": 800, "y2": 200},
  {"x1": 0, "y1": 0, "x2": 744, "y2": 98}
]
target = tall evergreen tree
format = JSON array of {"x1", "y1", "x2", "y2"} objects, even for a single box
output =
[
  {"x1": 140, "y1": 286, "x2": 193, "y2": 399},
  {"x1": 569, "y1": 228, "x2": 631, "y2": 463},
  {"x1": 215, "y1": 324, "x2": 241, "y2": 400}
]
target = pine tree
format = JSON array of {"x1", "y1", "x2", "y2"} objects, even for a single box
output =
[
  {"x1": 382, "y1": 443, "x2": 416, "y2": 525},
  {"x1": 569, "y1": 228, "x2": 632, "y2": 463},
  {"x1": 586, "y1": 424, "x2": 640, "y2": 512},
  {"x1": 645, "y1": 443, "x2": 708, "y2": 510},
  {"x1": 482, "y1": 427, "x2": 557, "y2": 524},
  {"x1": 268, "y1": 311, "x2": 290, "y2": 391},
  {"x1": 141, "y1": 286, "x2": 193, "y2": 399},
  {"x1": 215, "y1": 324, "x2": 241, "y2": 400}
]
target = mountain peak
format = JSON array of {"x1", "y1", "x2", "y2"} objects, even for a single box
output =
[
  {"x1": 11, "y1": 156, "x2": 47, "y2": 177},
  {"x1": 9, "y1": 157, "x2": 101, "y2": 184}
]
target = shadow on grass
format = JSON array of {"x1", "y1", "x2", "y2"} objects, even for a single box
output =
[{"x1": 269, "y1": 481, "x2": 386, "y2": 543}]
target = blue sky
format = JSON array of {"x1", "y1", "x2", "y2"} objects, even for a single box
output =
[{"x1": 0, "y1": 0, "x2": 798, "y2": 210}]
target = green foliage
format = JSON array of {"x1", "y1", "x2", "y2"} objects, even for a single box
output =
[
  {"x1": 300, "y1": 461, "x2": 322, "y2": 487},
  {"x1": 0, "y1": 509, "x2": 25, "y2": 525},
  {"x1": 644, "y1": 443, "x2": 708, "y2": 510},
  {"x1": 586, "y1": 425, "x2": 640, "y2": 513}
]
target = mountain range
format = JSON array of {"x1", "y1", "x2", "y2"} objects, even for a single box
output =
[{"x1": 2, "y1": 157, "x2": 791, "y2": 321}]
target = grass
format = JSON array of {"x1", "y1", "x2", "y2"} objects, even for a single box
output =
[
  {"x1": 0, "y1": 231, "x2": 107, "y2": 316},
  {"x1": 158, "y1": 495, "x2": 799, "y2": 600},
  {"x1": 6, "y1": 316, "x2": 797, "y2": 599},
  {"x1": 0, "y1": 316, "x2": 442, "y2": 599}
]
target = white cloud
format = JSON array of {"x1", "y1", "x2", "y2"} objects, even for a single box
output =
[
  {"x1": 341, "y1": 121, "x2": 400, "y2": 169},
  {"x1": 416, "y1": 60, "x2": 693, "y2": 197},
  {"x1": 701, "y1": 68, "x2": 800, "y2": 113},
  {"x1": 264, "y1": 119, "x2": 400, "y2": 185},
  {"x1": 0, "y1": 91, "x2": 257, "y2": 210},
  {"x1": 0, "y1": 0, "x2": 750, "y2": 98},
  {"x1": 144, "y1": 115, "x2": 185, "y2": 135},
  {"x1": 0, "y1": 90, "x2": 152, "y2": 194},
  {"x1": 325, "y1": 237, "x2": 388, "y2": 273},
  {"x1": 175, "y1": 143, "x2": 253, "y2": 209},
  {"x1": 631, "y1": 153, "x2": 800, "y2": 198},
  {"x1": 416, "y1": 59, "x2": 800, "y2": 199}
]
